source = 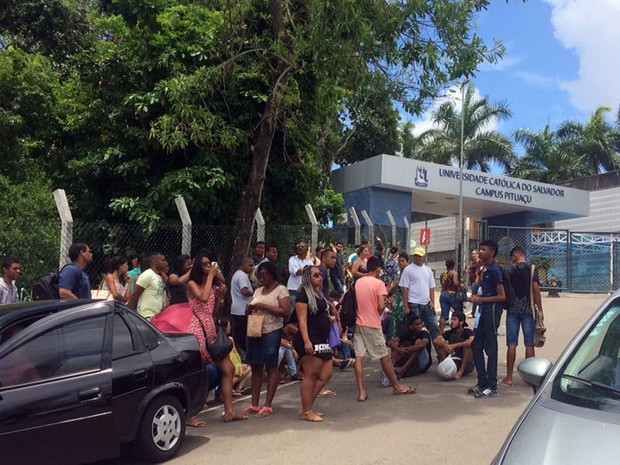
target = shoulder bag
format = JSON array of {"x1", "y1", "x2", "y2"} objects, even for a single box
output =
[
  {"x1": 531, "y1": 265, "x2": 546, "y2": 348},
  {"x1": 192, "y1": 310, "x2": 233, "y2": 362}
]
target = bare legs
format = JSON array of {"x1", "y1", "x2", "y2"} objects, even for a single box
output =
[
  {"x1": 216, "y1": 356, "x2": 248, "y2": 422},
  {"x1": 354, "y1": 355, "x2": 415, "y2": 401},
  {"x1": 502, "y1": 345, "x2": 534, "y2": 385},
  {"x1": 300, "y1": 355, "x2": 333, "y2": 420}
]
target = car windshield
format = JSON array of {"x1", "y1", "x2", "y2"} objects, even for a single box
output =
[{"x1": 552, "y1": 298, "x2": 620, "y2": 412}]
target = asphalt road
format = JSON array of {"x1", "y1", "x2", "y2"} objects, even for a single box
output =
[{"x1": 106, "y1": 292, "x2": 609, "y2": 465}]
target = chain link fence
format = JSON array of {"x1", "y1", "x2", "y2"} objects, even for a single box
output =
[{"x1": 5, "y1": 219, "x2": 620, "y2": 296}]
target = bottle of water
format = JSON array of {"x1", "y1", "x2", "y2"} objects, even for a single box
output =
[{"x1": 381, "y1": 370, "x2": 391, "y2": 387}]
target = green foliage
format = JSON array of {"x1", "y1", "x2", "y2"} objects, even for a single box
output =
[
  {"x1": 313, "y1": 188, "x2": 345, "y2": 226},
  {"x1": 0, "y1": 175, "x2": 59, "y2": 290}
]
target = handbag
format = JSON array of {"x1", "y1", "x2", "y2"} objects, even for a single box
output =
[
  {"x1": 247, "y1": 312, "x2": 265, "y2": 338},
  {"x1": 193, "y1": 310, "x2": 233, "y2": 362},
  {"x1": 455, "y1": 286, "x2": 468, "y2": 303},
  {"x1": 329, "y1": 321, "x2": 341, "y2": 349},
  {"x1": 530, "y1": 265, "x2": 546, "y2": 348},
  {"x1": 91, "y1": 278, "x2": 112, "y2": 300}
]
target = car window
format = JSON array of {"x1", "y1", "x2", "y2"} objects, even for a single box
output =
[
  {"x1": 113, "y1": 313, "x2": 138, "y2": 360},
  {"x1": 0, "y1": 315, "x2": 106, "y2": 388},
  {"x1": 126, "y1": 312, "x2": 160, "y2": 350},
  {"x1": 552, "y1": 299, "x2": 620, "y2": 412}
]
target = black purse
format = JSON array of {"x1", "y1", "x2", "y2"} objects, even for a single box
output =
[
  {"x1": 193, "y1": 311, "x2": 233, "y2": 362},
  {"x1": 455, "y1": 286, "x2": 468, "y2": 303}
]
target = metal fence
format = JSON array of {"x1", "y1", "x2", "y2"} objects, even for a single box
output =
[
  {"x1": 4, "y1": 218, "x2": 620, "y2": 295},
  {"x1": 487, "y1": 226, "x2": 620, "y2": 293}
]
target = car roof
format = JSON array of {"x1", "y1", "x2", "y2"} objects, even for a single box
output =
[{"x1": 0, "y1": 299, "x2": 113, "y2": 326}]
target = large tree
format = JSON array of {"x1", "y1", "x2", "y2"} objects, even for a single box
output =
[
  {"x1": 417, "y1": 83, "x2": 516, "y2": 171},
  {"x1": 1, "y1": 0, "x2": 506, "y2": 265}
]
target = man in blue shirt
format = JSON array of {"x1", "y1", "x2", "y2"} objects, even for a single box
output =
[
  {"x1": 467, "y1": 240, "x2": 505, "y2": 398},
  {"x1": 58, "y1": 242, "x2": 93, "y2": 299}
]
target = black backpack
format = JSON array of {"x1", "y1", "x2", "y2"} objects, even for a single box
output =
[
  {"x1": 32, "y1": 272, "x2": 60, "y2": 300},
  {"x1": 339, "y1": 281, "x2": 358, "y2": 329},
  {"x1": 32, "y1": 264, "x2": 71, "y2": 301},
  {"x1": 501, "y1": 266, "x2": 515, "y2": 311}
]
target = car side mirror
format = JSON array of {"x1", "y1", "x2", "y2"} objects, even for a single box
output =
[{"x1": 517, "y1": 357, "x2": 553, "y2": 393}]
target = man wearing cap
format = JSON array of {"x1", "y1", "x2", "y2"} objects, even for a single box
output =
[
  {"x1": 387, "y1": 314, "x2": 432, "y2": 378},
  {"x1": 399, "y1": 247, "x2": 440, "y2": 344},
  {"x1": 435, "y1": 311, "x2": 475, "y2": 380}
]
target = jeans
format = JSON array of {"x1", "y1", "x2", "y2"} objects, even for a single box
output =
[
  {"x1": 408, "y1": 303, "x2": 440, "y2": 340},
  {"x1": 331, "y1": 276, "x2": 345, "y2": 295},
  {"x1": 288, "y1": 290, "x2": 297, "y2": 314},
  {"x1": 472, "y1": 303, "x2": 502, "y2": 390},
  {"x1": 439, "y1": 291, "x2": 463, "y2": 319},
  {"x1": 278, "y1": 347, "x2": 297, "y2": 376},
  {"x1": 206, "y1": 363, "x2": 223, "y2": 398}
]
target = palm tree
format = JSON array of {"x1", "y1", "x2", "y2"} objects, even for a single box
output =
[
  {"x1": 511, "y1": 125, "x2": 589, "y2": 183},
  {"x1": 419, "y1": 83, "x2": 516, "y2": 172},
  {"x1": 557, "y1": 106, "x2": 620, "y2": 174}
]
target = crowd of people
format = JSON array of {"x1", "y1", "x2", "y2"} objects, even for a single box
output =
[{"x1": 0, "y1": 236, "x2": 544, "y2": 424}]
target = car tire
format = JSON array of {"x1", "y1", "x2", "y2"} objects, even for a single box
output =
[{"x1": 131, "y1": 394, "x2": 186, "y2": 463}]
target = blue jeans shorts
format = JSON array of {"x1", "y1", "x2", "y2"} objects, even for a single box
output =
[{"x1": 506, "y1": 312, "x2": 535, "y2": 347}]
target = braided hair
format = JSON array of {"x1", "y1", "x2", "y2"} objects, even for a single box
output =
[{"x1": 300, "y1": 266, "x2": 327, "y2": 316}]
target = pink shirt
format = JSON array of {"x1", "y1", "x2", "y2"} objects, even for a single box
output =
[{"x1": 354, "y1": 276, "x2": 387, "y2": 329}]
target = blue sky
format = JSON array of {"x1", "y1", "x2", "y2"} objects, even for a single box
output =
[{"x1": 408, "y1": 0, "x2": 620, "y2": 156}]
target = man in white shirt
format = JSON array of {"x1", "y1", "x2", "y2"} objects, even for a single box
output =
[
  {"x1": 399, "y1": 247, "x2": 440, "y2": 344},
  {"x1": 231, "y1": 257, "x2": 254, "y2": 353},
  {"x1": 0, "y1": 257, "x2": 21, "y2": 304},
  {"x1": 286, "y1": 241, "x2": 313, "y2": 312}
]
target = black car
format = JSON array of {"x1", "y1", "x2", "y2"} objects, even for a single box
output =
[{"x1": 0, "y1": 300, "x2": 207, "y2": 464}]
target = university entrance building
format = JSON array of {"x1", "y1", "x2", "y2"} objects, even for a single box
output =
[{"x1": 331, "y1": 155, "x2": 620, "y2": 292}]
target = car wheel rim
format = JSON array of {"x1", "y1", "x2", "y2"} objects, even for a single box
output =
[{"x1": 151, "y1": 403, "x2": 182, "y2": 451}]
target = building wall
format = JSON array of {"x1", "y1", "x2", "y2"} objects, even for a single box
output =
[{"x1": 554, "y1": 186, "x2": 620, "y2": 233}]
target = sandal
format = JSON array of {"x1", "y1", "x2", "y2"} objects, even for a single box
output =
[
  {"x1": 299, "y1": 407, "x2": 324, "y2": 416},
  {"x1": 223, "y1": 412, "x2": 248, "y2": 423},
  {"x1": 185, "y1": 417, "x2": 206, "y2": 427},
  {"x1": 317, "y1": 389, "x2": 337, "y2": 398},
  {"x1": 243, "y1": 404, "x2": 260, "y2": 415},
  {"x1": 393, "y1": 385, "x2": 416, "y2": 395},
  {"x1": 301, "y1": 411, "x2": 323, "y2": 422},
  {"x1": 256, "y1": 406, "x2": 273, "y2": 418}
]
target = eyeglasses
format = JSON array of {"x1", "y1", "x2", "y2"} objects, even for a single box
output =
[{"x1": 312, "y1": 272, "x2": 322, "y2": 278}]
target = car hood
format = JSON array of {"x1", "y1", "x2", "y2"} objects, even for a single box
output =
[{"x1": 501, "y1": 400, "x2": 620, "y2": 465}]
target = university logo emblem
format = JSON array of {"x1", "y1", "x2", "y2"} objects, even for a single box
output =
[{"x1": 415, "y1": 166, "x2": 428, "y2": 188}]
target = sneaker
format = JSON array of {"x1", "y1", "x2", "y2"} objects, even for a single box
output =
[
  {"x1": 474, "y1": 388, "x2": 499, "y2": 398},
  {"x1": 467, "y1": 385, "x2": 483, "y2": 395}
]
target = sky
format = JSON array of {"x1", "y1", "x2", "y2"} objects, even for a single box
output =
[{"x1": 407, "y1": 0, "x2": 620, "y2": 156}]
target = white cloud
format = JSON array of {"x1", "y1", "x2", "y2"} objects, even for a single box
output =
[
  {"x1": 514, "y1": 70, "x2": 557, "y2": 89},
  {"x1": 544, "y1": 0, "x2": 620, "y2": 112}
]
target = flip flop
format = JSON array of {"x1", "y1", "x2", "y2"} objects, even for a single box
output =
[
  {"x1": 256, "y1": 406, "x2": 274, "y2": 418},
  {"x1": 243, "y1": 404, "x2": 260, "y2": 415},
  {"x1": 357, "y1": 394, "x2": 368, "y2": 402},
  {"x1": 499, "y1": 379, "x2": 513, "y2": 387},
  {"x1": 393, "y1": 386, "x2": 416, "y2": 395},
  {"x1": 185, "y1": 417, "x2": 206, "y2": 427}
]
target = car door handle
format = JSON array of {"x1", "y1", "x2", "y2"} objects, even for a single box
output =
[
  {"x1": 78, "y1": 387, "x2": 102, "y2": 402},
  {"x1": 133, "y1": 369, "x2": 147, "y2": 381}
]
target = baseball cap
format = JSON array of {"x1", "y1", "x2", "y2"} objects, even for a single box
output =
[
  {"x1": 452, "y1": 311, "x2": 469, "y2": 327},
  {"x1": 413, "y1": 246, "x2": 426, "y2": 257}
]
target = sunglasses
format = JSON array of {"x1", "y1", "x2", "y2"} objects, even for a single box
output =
[{"x1": 312, "y1": 272, "x2": 322, "y2": 278}]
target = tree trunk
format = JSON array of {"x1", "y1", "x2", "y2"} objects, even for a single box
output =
[{"x1": 231, "y1": 0, "x2": 290, "y2": 266}]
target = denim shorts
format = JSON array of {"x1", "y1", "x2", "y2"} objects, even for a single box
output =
[{"x1": 505, "y1": 312, "x2": 535, "y2": 347}]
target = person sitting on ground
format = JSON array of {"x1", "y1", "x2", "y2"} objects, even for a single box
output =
[
  {"x1": 279, "y1": 337, "x2": 302, "y2": 382},
  {"x1": 387, "y1": 314, "x2": 432, "y2": 378},
  {"x1": 435, "y1": 311, "x2": 475, "y2": 380}
]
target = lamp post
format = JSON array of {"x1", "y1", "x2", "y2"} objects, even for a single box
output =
[{"x1": 457, "y1": 80, "x2": 468, "y2": 279}]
